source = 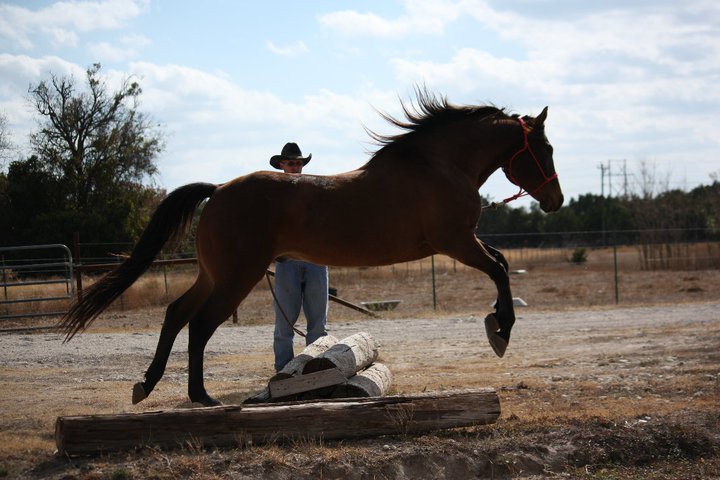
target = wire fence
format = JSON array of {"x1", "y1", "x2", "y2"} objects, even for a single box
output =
[{"x1": 1, "y1": 228, "x2": 718, "y2": 324}]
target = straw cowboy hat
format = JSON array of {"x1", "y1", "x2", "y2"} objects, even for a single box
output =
[{"x1": 270, "y1": 142, "x2": 312, "y2": 169}]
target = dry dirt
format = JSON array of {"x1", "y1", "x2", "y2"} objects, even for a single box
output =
[{"x1": 0, "y1": 266, "x2": 719, "y2": 479}]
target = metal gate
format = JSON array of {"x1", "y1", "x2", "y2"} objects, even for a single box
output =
[{"x1": 1, "y1": 244, "x2": 75, "y2": 320}]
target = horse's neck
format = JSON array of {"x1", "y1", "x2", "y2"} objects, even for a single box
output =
[
  {"x1": 442, "y1": 119, "x2": 519, "y2": 188},
  {"x1": 363, "y1": 119, "x2": 519, "y2": 188}
]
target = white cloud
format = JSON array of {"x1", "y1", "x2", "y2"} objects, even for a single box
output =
[
  {"x1": 121, "y1": 62, "x2": 393, "y2": 183},
  {"x1": 0, "y1": 0, "x2": 148, "y2": 51},
  {"x1": 337, "y1": 0, "x2": 719, "y2": 200},
  {"x1": 319, "y1": 0, "x2": 462, "y2": 37},
  {"x1": 267, "y1": 40, "x2": 309, "y2": 56},
  {"x1": 0, "y1": 54, "x2": 87, "y2": 158},
  {"x1": 2, "y1": 1, "x2": 717, "y2": 199},
  {"x1": 88, "y1": 33, "x2": 151, "y2": 62},
  {"x1": 388, "y1": 2, "x2": 719, "y2": 116}
]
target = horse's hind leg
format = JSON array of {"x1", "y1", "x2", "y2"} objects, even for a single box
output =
[
  {"x1": 187, "y1": 268, "x2": 267, "y2": 406},
  {"x1": 132, "y1": 277, "x2": 210, "y2": 404}
]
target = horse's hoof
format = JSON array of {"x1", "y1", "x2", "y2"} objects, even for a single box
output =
[
  {"x1": 190, "y1": 394, "x2": 223, "y2": 407},
  {"x1": 485, "y1": 314, "x2": 508, "y2": 358},
  {"x1": 203, "y1": 397, "x2": 223, "y2": 407},
  {"x1": 132, "y1": 382, "x2": 147, "y2": 404}
]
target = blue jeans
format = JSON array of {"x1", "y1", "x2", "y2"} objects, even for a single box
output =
[{"x1": 273, "y1": 260, "x2": 329, "y2": 371}]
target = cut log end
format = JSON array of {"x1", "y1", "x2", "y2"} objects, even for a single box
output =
[
  {"x1": 302, "y1": 332, "x2": 379, "y2": 378},
  {"x1": 302, "y1": 357, "x2": 337, "y2": 375}
]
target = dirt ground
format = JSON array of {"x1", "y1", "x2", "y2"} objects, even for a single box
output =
[{"x1": 0, "y1": 266, "x2": 719, "y2": 479}]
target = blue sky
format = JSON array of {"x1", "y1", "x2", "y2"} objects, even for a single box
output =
[{"x1": 1, "y1": 0, "x2": 719, "y2": 207}]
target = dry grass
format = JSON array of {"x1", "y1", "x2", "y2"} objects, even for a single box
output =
[
  {"x1": 3, "y1": 245, "x2": 719, "y2": 331},
  {"x1": 0, "y1": 246, "x2": 719, "y2": 479}
]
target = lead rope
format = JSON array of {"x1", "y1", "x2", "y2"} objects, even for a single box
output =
[{"x1": 265, "y1": 271, "x2": 306, "y2": 338}]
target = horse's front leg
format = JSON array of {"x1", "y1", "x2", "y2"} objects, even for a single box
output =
[
  {"x1": 478, "y1": 239, "x2": 511, "y2": 314},
  {"x1": 448, "y1": 238, "x2": 515, "y2": 357},
  {"x1": 480, "y1": 240, "x2": 509, "y2": 275}
]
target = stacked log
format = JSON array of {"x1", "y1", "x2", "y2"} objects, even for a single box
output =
[
  {"x1": 245, "y1": 332, "x2": 392, "y2": 403},
  {"x1": 303, "y1": 332, "x2": 378, "y2": 377},
  {"x1": 331, "y1": 363, "x2": 392, "y2": 398},
  {"x1": 272, "y1": 334, "x2": 340, "y2": 380}
]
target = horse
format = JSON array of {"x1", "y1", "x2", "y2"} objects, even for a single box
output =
[{"x1": 59, "y1": 91, "x2": 564, "y2": 406}]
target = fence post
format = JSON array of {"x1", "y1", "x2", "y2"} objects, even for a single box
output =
[
  {"x1": 117, "y1": 256, "x2": 125, "y2": 311},
  {"x1": 431, "y1": 255, "x2": 437, "y2": 310},
  {"x1": 1, "y1": 254, "x2": 8, "y2": 315},
  {"x1": 73, "y1": 232, "x2": 83, "y2": 299},
  {"x1": 613, "y1": 244, "x2": 619, "y2": 304}
]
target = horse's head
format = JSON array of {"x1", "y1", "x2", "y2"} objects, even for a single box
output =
[{"x1": 502, "y1": 107, "x2": 564, "y2": 212}]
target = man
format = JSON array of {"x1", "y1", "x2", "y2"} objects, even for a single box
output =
[{"x1": 270, "y1": 142, "x2": 329, "y2": 371}]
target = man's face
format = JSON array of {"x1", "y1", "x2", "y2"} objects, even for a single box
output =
[{"x1": 280, "y1": 159, "x2": 304, "y2": 174}]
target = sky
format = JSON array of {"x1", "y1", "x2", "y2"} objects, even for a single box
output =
[{"x1": 1, "y1": 0, "x2": 719, "y2": 208}]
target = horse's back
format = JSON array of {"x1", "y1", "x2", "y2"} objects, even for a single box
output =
[{"x1": 194, "y1": 169, "x2": 434, "y2": 268}]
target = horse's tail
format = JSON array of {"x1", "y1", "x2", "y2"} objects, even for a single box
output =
[{"x1": 58, "y1": 182, "x2": 218, "y2": 341}]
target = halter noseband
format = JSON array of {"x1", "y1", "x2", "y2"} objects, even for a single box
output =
[{"x1": 499, "y1": 117, "x2": 558, "y2": 204}]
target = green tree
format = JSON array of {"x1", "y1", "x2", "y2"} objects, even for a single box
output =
[
  {"x1": 15, "y1": 63, "x2": 165, "y2": 245},
  {"x1": 28, "y1": 64, "x2": 162, "y2": 210},
  {"x1": 1, "y1": 156, "x2": 64, "y2": 244}
]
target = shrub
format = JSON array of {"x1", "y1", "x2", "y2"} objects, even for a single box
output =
[{"x1": 570, "y1": 247, "x2": 588, "y2": 264}]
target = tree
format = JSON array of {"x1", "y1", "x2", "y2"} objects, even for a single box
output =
[
  {"x1": 0, "y1": 112, "x2": 13, "y2": 166},
  {"x1": 17, "y1": 63, "x2": 165, "y2": 245},
  {"x1": 1, "y1": 156, "x2": 64, "y2": 244},
  {"x1": 28, "y1": 63, "x2": 162, "y2": 210}
]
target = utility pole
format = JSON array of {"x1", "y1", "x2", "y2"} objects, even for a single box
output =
[
  {"x1": 599, "y1": 158, "x2": 633, "y2": 249},
  {"x1": 601, "y1": 159, "x2": 631, "y2": 198},
  {"x1": 598, "y1": 162, "x2": 607, "y2": 245},
  {"x1": 622, "y1": 159, "x2": 629, "y2": 198}
]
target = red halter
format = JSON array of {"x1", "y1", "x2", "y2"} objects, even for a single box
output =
[{"x1": 500, "y1": 117, "x2": 558, "y2": 204}]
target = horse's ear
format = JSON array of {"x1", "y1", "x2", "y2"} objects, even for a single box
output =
[{"x1": 535, "y1": 106, "x2": 548, "y2": 128}]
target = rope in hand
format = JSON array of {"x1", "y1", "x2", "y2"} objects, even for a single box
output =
[{"x1": 265, "y1": 271, "x2": 306, "y2": 338}]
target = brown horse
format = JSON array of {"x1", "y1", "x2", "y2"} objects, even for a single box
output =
[{"x1": 59, "y1": 92, "x2": 564, "y2": 406}]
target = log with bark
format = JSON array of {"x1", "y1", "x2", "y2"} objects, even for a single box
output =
[
  {"x1": 249, "y1": 332, "x2": 386, "y2": 402},
  {"x1": 244, "y1": 335, "x2": 340, "y2": 404},
  {"x1": 55, "y1": 388, "x2": 500, "y2": 456},
  {"x1": 331, "y1": 363, "x2": 392, "y2": 398}
]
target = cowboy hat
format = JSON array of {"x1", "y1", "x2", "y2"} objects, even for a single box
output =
[{"x1": 270, "y1": 142, "x2": 312, "y2": 169}]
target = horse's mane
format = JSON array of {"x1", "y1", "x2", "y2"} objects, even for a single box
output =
[{"x1": 368, "y1": 89, "x2": 509, "y2": 149}]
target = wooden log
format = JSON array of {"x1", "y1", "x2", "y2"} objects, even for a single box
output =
[
  {"x1": 303, "y1": 332, "x2": 379, "y2": 378},
  {"x1": 242, "y1": 389, "x2": 271, "y2": 404},
  {"x1": 271, "y1": 334, "x2": 339, "y2": 382},
  {"x1": 244, "y1": 335, "x2": 341, "y2": 404},
  {"x1": 269, "y1": 368, "x2": 346, "y2": 399},
  {"x1": 55, "y1": 388, "x2": 500, "y2": 456},
  {"x1": 331, "y1": 363, "x2": 392, "y2": 398}
]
